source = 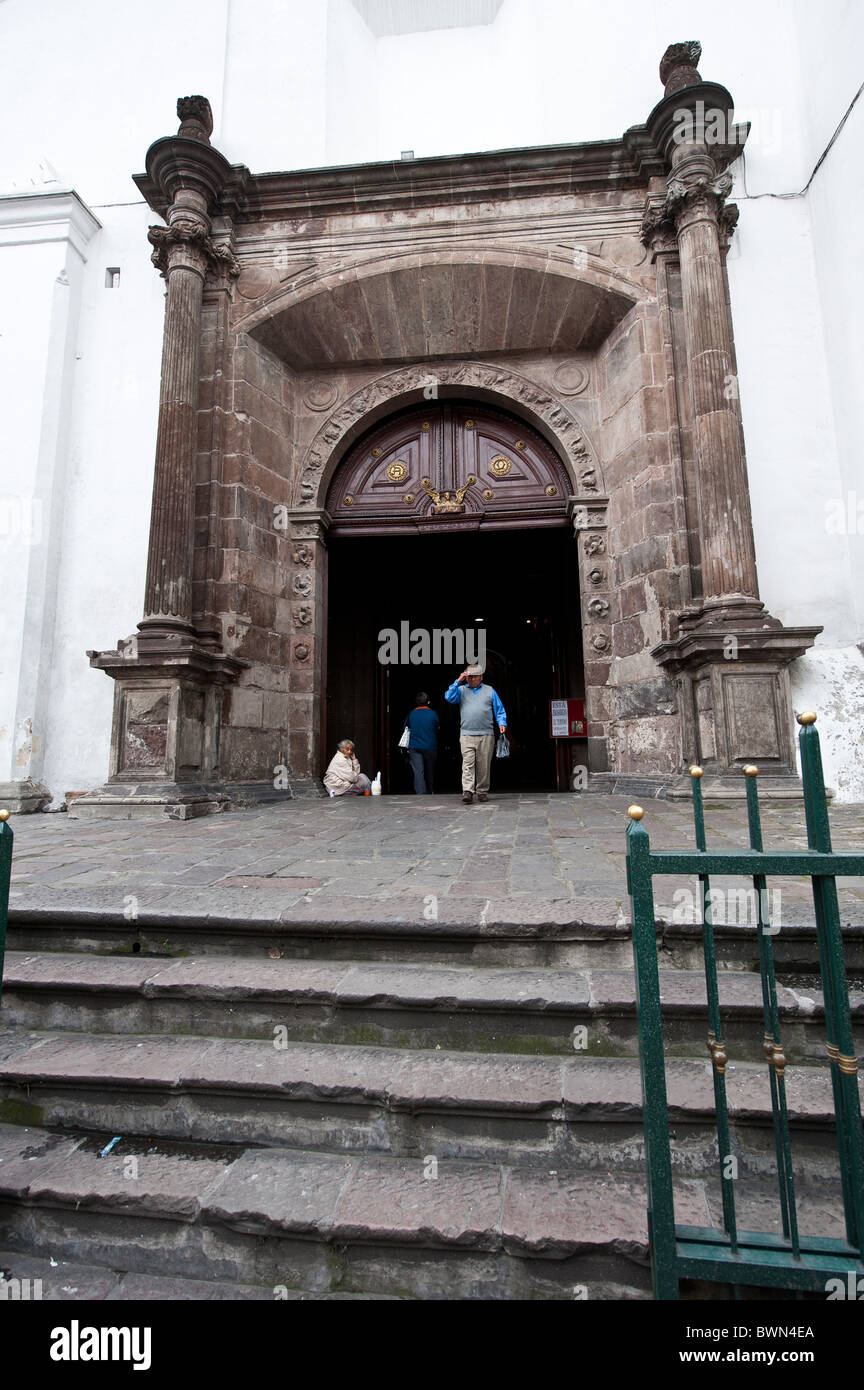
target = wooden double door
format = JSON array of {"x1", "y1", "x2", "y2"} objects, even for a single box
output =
[{"x1": 325, "y1": 401, "x2": 571, "y2": 535}]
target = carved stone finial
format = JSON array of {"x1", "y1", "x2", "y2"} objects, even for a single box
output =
[
  {"x1": 659, "y1": 41, "x2": 702, "y2": 95},
  {"x1": 177, "y1": 95, "x2": 214, "y2": 144}
]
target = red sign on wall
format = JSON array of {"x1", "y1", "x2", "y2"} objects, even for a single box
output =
[{"x1": 550, "y1": 699, "x2": 586, "y2": 737}]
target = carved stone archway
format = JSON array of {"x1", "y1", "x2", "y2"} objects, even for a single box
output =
[{"x1": 283, "y1": 367, "x2": 613, "y2": 780}]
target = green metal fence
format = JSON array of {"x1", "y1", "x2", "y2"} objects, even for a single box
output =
[
  {"x1": 626, "y1": 713, "x2": 864, "y2": 1298},
  {"x1": 0, "y1": 808, "x2": 11, "y2": 1000}
]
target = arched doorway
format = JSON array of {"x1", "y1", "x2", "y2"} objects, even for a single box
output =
[{"x1": 324, "y1": 401, "x2": 586, "y2": 793}]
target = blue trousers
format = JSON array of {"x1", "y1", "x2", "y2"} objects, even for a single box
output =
[{"x1": 408, "y1": 749, "x2": 437, "y2": 794}]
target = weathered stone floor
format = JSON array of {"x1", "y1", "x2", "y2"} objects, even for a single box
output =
[{"x1": 6, "y1": 792, "x2": 864, "y2": 928}]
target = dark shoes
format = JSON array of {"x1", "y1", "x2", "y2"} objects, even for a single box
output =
[
  {"x1": 477, "y1": 793, "x2": 488, "y2": 802},
  {"x1": 462, "y1": 791, "x2": 473, "y2": 804}
]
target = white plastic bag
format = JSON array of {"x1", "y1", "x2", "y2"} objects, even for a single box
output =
[
  {"x1": 398, "y1": 726, "x2": 410, "y2": 749},
  {"x1": 371, "y1": 771, "x2": 382, "y2": 795},
  {"x1": 495, "y1": 733, "x2": 510, "y2": 759}
]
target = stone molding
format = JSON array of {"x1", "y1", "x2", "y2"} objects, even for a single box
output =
[
  {"x1": 0, "y1": 188, "x2": 101, "y2": 261},
  {"x1": 295, "y1": 361, "x2": 605, "y2": 509},
  {"x1": 237, "y1": 134, "x2": 668, "y2": 222}
]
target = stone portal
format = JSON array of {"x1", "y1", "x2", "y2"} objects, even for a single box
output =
[{"x1": 75, "y1": 43, "x2": 820, "y2": 819}]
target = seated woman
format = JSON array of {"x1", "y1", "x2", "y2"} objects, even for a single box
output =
[{"x1": 323, "y1": 739, "x2": 372, "y2": 797}]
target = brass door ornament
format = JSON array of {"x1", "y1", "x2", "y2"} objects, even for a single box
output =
[{"x1": 420, "y1": 476, "x2": 476, "y2": 513}]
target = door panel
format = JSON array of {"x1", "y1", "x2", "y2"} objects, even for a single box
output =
[{"x1": 326, "y1": 403, "x2": 570, "y2": 535}]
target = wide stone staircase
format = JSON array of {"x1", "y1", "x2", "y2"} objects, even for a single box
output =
[{"x1": 0, "y1": 906, "x2": 861, "y2": 1299}]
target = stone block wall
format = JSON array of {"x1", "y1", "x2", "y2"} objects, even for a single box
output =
[
  {"x1": 597, "y1": 298, "x2": 684, "y2": 775},
  {"x1": 204, "y1": 332, "x2": 298, "y2": 785}
]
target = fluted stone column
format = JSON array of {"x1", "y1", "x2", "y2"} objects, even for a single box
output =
[
  {"x1": 667, "y1": 152, "x2": 760, "y2": 608},
  {"x1": 644, "y1": 45, "x2": 820, "y2": 792},
  {"x1": 77, "y1": 98, "x2": 247, "y2": 820},
  {"x1": 142, "y1": 219, "x2": 210, "y2": 630}
]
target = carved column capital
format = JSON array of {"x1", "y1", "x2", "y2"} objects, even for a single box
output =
[
  {"x1": 205, "y1": 236, "x2": 241, "y2": 288},
  {"x1": 640, "y1": 193, "x2": 678, "y2": 255},
  {"x1": 643, "y1": 164, "x2": 737, "y2": 246},
  {"x1": 148, "y1": 220, "x2": 241, "y2": 282},
  {"x1": 148, "y1": 218, "x2": 209, "y2": 277}
]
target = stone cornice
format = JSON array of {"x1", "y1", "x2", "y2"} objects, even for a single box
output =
[
  {"x1": 652, "y1": 625, "x2": 823, "y2": 673},
  {"x1": 137, "y1": 135, "x2": 236, "y2": 220},
  {"x1": 0, "y1": 188, "x2": 101, "y2": 260},
  {"x1": 135, "y1": 129, "x2": 665, "y2": 224}
]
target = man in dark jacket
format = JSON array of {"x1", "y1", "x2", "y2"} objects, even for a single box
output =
[{"x1": 402, "y1": 692, "x2": 440, "y2": 795}]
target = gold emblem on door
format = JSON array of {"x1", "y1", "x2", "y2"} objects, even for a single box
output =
[
  {"x1": 386, "y1": 460, "x2": 408, "y2": 482},
  {"x1": 490, "y1": 455, "x2": 512, "y2": 477}
]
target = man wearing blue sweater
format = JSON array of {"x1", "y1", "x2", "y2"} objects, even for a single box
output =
[{"x1": 445, "y1": 664, "x2": 507, "y2": 804}]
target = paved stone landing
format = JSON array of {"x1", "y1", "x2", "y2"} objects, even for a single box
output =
[{"x1": 7, "y1": 793, "x2": 864, "y2": 930}]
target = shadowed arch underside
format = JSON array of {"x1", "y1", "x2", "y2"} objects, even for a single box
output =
[{"x1": 245, "y1": 254, "x2": 638, "y2": 369}]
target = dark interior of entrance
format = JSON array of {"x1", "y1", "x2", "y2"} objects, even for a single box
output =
[{"x1": 326, "y1": 528, "x2": 584, "y2": 793}]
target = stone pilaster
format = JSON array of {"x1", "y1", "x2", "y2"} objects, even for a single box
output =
[
  {"x1": 77, "y1": 99, "x2": 247, "y2": 820},
  {"x1": 285, "y1": 509, "x2": 330, "y2": 797},
  {"x1": 644, "y1": 45, "x2": 820, "y2": 792},
  {"x1": 142, "y1": 218, "x2": 211, "y2": 631}
]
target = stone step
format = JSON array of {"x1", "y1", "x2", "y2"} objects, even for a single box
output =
[
  {"x1": 0, "y1": 1122, "x2": 844, "y2": 1300},
  {"x1": 8, "y1": 906, "x2": 861, "y2": 972},
  {"x1": 0, "y1": 1249, "x2": 401, "y2": 1300},
  {"x1": 0, "y1": 1029, "x2": 853, "y2": 1177},
  {"x1": 2, "y1": 950, "x2": 860, "y2": 1057}
]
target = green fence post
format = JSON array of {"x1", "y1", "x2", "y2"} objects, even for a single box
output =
[
  {"x1": 627, "y1": 805, "x2": 679, "y2": 1299},
  {"x1": 743, "y1": 764, "x2": 799, "y2": 1254},
  {"x1": 0, "y1": 808, "x2": 13, "y2": 1001},
  {"x1": 690, "y1": 766, "x2": 738, "y2": 1251},
  {"x1": 797, "y1": 713, "x2": 864, "y2": 1251}
]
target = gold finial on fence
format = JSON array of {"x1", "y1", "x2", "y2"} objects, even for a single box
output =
[
  {"x1": 0, "y1": 810, "x2": 9, "y2": 822},
  {"x1": 707, "y1": 1036, "x2": 728, "y2": 1075},
  {"x1": 763, "y1": 1036, "x2": 787, "y2": 1081},
  {"x1": 628, "y1": 805, "x2": 644, "y2": 821},
  {"x1": 743, "y1": 765, "x2": 759, "y2": 777},
  {"x1": 689, "y1": 766, "x2": 703, "y2": 778},
  {"x1": 797, "y1": 711, "x2": 817, "y2": 726}
]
